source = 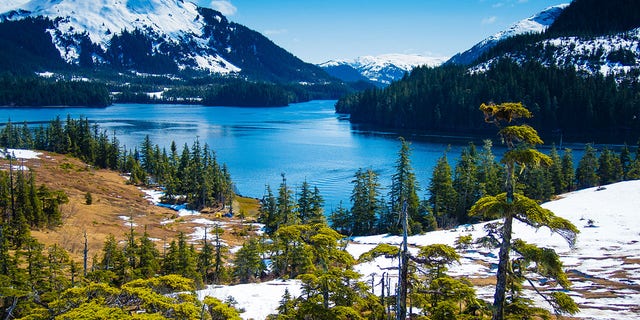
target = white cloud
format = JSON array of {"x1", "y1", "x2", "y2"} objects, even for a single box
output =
[
  {"x1": 482, "y1": 16, "x2": 498, "y2": 24},
  {"x1": 209, "y1": 0, "x2": 237, "y2": 16}
]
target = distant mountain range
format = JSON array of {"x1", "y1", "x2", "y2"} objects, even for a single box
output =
[
  {"x1": 319, "y1": 54, "x2": 447, "y2": 86},
  {"x1": 0, "y1": 0, "x2": 332, "y2": 84},
  {"x1": 319, "y1": 5, "x2": 569, "y2": 87},
  {"x1": 447, "y1": 4, "x2": 569, "y2": 66}
]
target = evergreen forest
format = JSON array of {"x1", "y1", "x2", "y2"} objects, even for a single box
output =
[
  {"x1": 336, "y1": 59, "x2": 640, "y2": 142},
  {"x1": 0, "y1": 106, "x2": 639, "y2": 318}
]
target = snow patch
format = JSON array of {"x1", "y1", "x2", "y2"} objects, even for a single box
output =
[{"x1": 0, "y1": 149, "x2": 42, "y2": 160}]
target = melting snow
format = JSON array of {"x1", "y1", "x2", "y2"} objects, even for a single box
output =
[
  {"x1": 197, "y1": 180, "x2": 640, "y2": 319},
  {"x1": 0, "y1": 149, "x2": 42, "y2": 160}
]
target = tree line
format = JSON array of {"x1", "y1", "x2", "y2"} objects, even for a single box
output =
[
  {"x1": 330, "y1": 137, "x2": 640, "y2": 235},
  {"x1": 546, "y1": 0, "x2": 640, "y2": 38},
  {"x1": 0, "y1": 116, "x2": 234, "y2": 211},
  {"x1": 0, "y1": 73, "x2": 111, "y2": 107},
  {"x1": 336, "y1": 58, "x2": 640, "y2": 142}
]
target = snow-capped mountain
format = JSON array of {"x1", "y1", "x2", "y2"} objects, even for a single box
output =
[
  {"x1": 320, "y1": 54, "x2": 448, "y2": 86},
  {"x1": 0, "y1": 0, "x2": 331, "y2": 83},
  {"x1": 470, "y1": 27, "x2": 640, "y2": 80},
  {"x1": 448, "y1": 4, "x2": 569, "y2": 65}
]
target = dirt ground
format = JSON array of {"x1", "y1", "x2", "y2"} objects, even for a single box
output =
[{"x1": 1, "y1": 151, "x2": 261, "y2": 262}]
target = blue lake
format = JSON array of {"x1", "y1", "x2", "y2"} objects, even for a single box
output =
[{"x1": 0, "y1": 100, "x2": 516, "y2": 210}]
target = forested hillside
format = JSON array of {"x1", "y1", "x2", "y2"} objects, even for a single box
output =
[
  {"x1": 336, "y1": 59, "x2": 640, "y2": 142},
  {"x1": 337, "y1": 0, "x2": 640, "y2": 143},
  {"x1": 546, "y1": 0, "x2": 640, "y2": 37},
  {"x1": 0, "y1": 74, "x2": 111, "y2": 107}
]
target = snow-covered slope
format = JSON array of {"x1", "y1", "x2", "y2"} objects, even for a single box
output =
[
  {"x1": 1, "y1": 0, "x2": 239, "y2": 73},
  {"x1": 320, "y1": 54, "x2": 447, "y2": 86},
  {"x1": 448, "y1": 4, "x2": 569, "y2": 65},
  {"x1": 198, "y1": 180, "x2": 640, "y2": 319},
  {"x1": 0, "y1": 0, "x2": 332, "y2": 82},
  {"x1": 471, "y1": 27, "x2": 640, "y2": 80}
]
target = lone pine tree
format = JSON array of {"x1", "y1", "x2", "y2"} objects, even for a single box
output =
[{"x1": 471, "y1": 102, "x2": 579, "y2": 320}]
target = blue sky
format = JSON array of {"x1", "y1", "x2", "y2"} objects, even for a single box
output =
[{"x1": 196, "y1": 0, "x2": 568, "y2": 64}]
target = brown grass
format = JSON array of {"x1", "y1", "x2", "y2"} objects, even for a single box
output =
[
  {"x1": 3, "y1": 151, "x2": 260, "y2": 262},
  {"x1": 466, "y1": 276, "x2": 496, "y2": 287}
]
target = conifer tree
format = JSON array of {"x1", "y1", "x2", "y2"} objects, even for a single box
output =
[
  {"x1": 277, "y1": 174, "x2": 298, "y2": 227},
  {"x1": 212, "y1": 225, "x2": 229, "y2": 284},
  {"x1": 453, "y1": 143, "x2": 481, "y2": 224},
  {"x1": 233, "y1": 238, "x2": 265, "y2": 284},
  {"x1": 520, "y1": 163, "x2": 554, "y2": 201},
  {"x1": 428, "y1": 153, "x2": 458, "y2": 228},
  {"x1": 308, "y1": 186, "x2": 326, "y2": 225},
  {"x1": 198, "y1": 231, "x2": 214, "y2": 285},
  {"x1": 258, "y1": 185, "x2": 279, "y2": 235},
  {"x1": 619, "y1": 144, "x2": 632, "y2": 179},
  {"x1": 548, "y1": 146, "x2": 567, "y2": 194},
  {"x1": 136, "y1": 229, "x2": 160, "y2": 279},
  {"x1": 329, "y1": 201, "x2": 351, "y2": 235},
  {"x1": 561, "y1": 148, "x2": 576, "y2": 192},
  {"x1": 576, "y1": 144, "x2": 599, "y2": 188},
  {"x1": 11, "y1": 169, "x2": 31, "y2": 247},
  {"x1": 276, "y1": 224, "x2": 383, "y2": 319},
  {"x1": 350, "y1": 168, "x2": 381, "y2": 235},
  {"x1": 472, "y1": 102, "x2": 579, "y2": 320},
  {"x1": 47, "y1": 243, "x2": 71, "y2": 293},
  {"x1": 597, "y1": 147, "x2": 623, "y2": 185},
  {"x1": 22, "y1": 236, "x2": 49, "y2": 294},
  {"x1": 177, "y1": 233, "x2": 201, "y2": 287},
  {"x1": 626, "y1": 158, "x2": 640, "y2": 180},
  {"x1": 477, "y1": 139, "x2": 503, "y2": 196},
  {"x1": 271, "y1": 225, "x2": 314, "y2": 279},
  {"x1": 388, "y1": 137, "x2": 422, "y2": 234},
  {"x1": 297, "y1": 180, "x2": 314, "y2": 224},
  {"x1": 97, "y1": 234, "x2": 128, "y2": 286}
]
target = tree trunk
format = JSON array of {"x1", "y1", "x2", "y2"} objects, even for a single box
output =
[
  {"x1": 397, "y1": 202, "x2": 408, "y2": 320},
  {"x1": 492, "y1": 214, "x2": 513, "y2": 320},
  {"x1": 493, "y1": 162, "x2": 515, "y2": 320}
]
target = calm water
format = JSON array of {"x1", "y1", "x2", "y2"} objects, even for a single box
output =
[{"x1": 1, "y1": 100, "x2": 485, "y2": 209}]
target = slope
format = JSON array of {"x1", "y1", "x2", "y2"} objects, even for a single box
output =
[
  {"x1": 1, "y1": 149, "x2": 261, "y2": 263},
  {"x1": 0, "y1": 0, "x2": 333, "y2": 84},
  {"x1": 198, "y1": 180, "x2": 640, "y2": 319},
  {"x1": 447, "y1": 3, "x2": 569, "y2": 65}
]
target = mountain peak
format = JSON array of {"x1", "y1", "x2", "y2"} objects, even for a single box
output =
[
  {"x1": 320, "y1": 53, "x2": 448, "y2": 86},
  {"x1": 447, "y1": 3, "x2": 569, "y2": 65},
  {"x1": 2, "y1": 0, "x2": 204, "y2": 48},
  {"x1": 1, "y1": 0, "x2": 333, "y2": 82}
]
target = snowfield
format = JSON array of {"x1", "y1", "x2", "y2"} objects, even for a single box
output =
[
  {"x1": 198, "y1": 180, "x2": 640, "y2": 320},
  {"x1": 1, "y1": 0, "x2": 242, "y2": 73}
]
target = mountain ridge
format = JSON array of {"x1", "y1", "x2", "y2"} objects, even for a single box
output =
[
  {"x1": 320, "y1": 53, "x2": 447, "y2": 86},
  {"x1": 447, "y1": 3, "x2": 569, "y2": 66},
  {"x1": 0, "y1": 0, "x2": 333, "y2": 84}
]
